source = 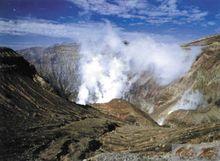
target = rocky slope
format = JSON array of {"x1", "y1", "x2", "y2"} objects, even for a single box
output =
[
  {"x1": 99, "y1": 123, "x2": 220, "y2": 159},
  {"x1": 92, "y1": 99, "x2": 157, "y2": 126},
  {"x1": 0, "y1": 47, "x2": 120, "y2": 161},
  {"x1": 0, "y1": 48, "x2": 220, "y2": 161},
  {"x1": 125, "y1": 72, "x2": 162, "y2": 114},
  {"x1": 150, "y1": 35, "x2": 220, "y2": 127}
]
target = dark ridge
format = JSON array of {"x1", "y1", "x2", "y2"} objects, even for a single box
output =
[{"x1": 0, "y1": 47, "x2": 36, "y2": 77}]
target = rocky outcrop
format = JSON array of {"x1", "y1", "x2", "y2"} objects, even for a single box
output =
[
  {"x1": 18, "y1": 44, "x2": 80, "y2": 99},
  {"x1": 0, "y1": 47, "x2": 36, "y2": 76}
]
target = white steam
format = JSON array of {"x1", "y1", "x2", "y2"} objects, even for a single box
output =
[
  {"x1": 157, "y1": 117, "x2": 166, "y2": 126},
  {"x1": 169, "y1": 89, "x2": 208, "y2": 114},
  {"x1": 77, "y1": 56, "x2": 129, "y2": 104},
  {"x1": 76, "y1": 23, "x2": 200, "y2": 105}
]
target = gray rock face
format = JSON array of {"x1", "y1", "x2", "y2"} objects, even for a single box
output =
[{"x1": 18, "y1": 43, "x2": 81, "y2": 100}]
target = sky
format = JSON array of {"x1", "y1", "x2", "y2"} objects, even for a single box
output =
[{"x1": 0, "y1": 0, "x2": 220, "y2": 49}]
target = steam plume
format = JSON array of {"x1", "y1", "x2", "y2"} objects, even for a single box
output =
[
  {"x1": 76, "y1": 23, "x2": 200, "y2": 105},
  {"x1": 168, "y1": 89, "x2": 208, "y2": 114}
]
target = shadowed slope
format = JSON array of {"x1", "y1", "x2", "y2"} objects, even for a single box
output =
[{"x1": 0, "y1": 47, "x2": 118, "y2": 161}]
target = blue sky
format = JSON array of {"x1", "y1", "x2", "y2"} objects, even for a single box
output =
[{"x1": 0, "y1": 0, "x2": 220, "y2": 49}]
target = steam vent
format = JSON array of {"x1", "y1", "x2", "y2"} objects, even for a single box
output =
[{"x1": 1, "y1": 35, "x2": 220, "y2": 160}]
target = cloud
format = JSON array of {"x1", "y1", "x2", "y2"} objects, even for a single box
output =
[
  {"x1": 0, "y1": 18, "x2": 111, "y2": 41},
  {"x1": 67, "y1": 0, "x2": 208, "y2": 24},
  {"x1": 215, "y1": 13, "x2": 220, "y2": 19},
  {"x1": 0, "y1": 18, "x2": 183, "y2": 43},
  {"x1": 207, "y1": 21, "x2": 216, "y2": 26},
  {"x1": 0, "y1": 18, "x2": 122, "y2": 49}
]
